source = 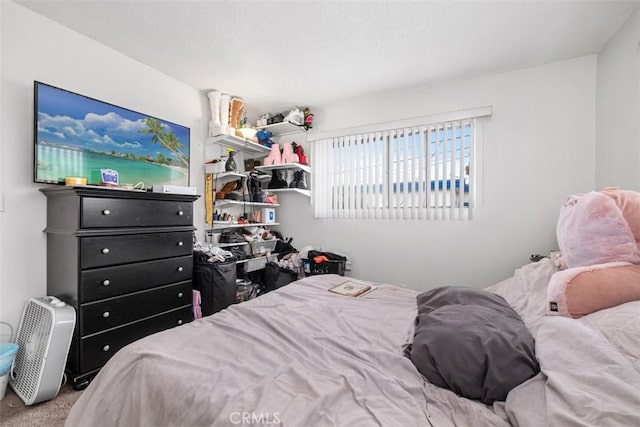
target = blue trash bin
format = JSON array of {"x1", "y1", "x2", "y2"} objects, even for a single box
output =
[{"x1": 0, "y1": 322, "x2": 18, "y2": 400}]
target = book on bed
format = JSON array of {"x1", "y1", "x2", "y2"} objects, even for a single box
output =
[{"x1": 328, "y1": 281, "x2": 375, "y2": 297}]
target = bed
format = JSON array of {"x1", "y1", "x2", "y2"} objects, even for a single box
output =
[{"x1": 65, "y1": 259, "x2": 640, "y2": 427}]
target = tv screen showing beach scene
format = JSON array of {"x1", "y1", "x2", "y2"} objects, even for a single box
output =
[{"x1": 34, "y1": 81, "x2": 190, "y2": 188}]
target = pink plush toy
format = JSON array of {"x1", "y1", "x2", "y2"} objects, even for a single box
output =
[
  {"x1": 548, "y1": 187, "x2": 640, "y2": 318},
  {"x1": 601, "y1": 187, "x2": 640, "y2": 247}
]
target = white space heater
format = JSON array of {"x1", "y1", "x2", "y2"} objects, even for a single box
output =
[{"x1": 10, "y1": 296, "x2": 75, "y2": 405}]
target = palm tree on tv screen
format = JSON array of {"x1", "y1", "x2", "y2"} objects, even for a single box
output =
[{"x1": 140, "y1": 117, "x2": 189, "y2": 167}]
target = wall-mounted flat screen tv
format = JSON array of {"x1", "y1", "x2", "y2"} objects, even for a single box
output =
[{"x1": 34, "y1": 81, "x2": 190, "y2": 188}]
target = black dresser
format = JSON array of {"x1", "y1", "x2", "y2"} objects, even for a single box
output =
[{"x1": 40, "y1": 186, "x2": 199, "y2": 389}]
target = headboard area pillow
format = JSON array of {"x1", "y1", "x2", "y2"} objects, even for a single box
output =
[
  {"x1": 547, "y1": 262, "x2": 640, "y2": 318},
  {"x1": 406, "y1": 286, "x2": 540, "y2": 404}
]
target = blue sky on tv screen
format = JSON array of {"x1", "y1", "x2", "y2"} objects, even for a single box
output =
[{"x1": 35, "y1": 83, "x2": 190, "y2": 161}]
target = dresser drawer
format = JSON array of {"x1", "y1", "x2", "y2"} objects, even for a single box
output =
[
  {"x1": 81, "y1": 197, "x2": 193, "y2": 228},
  {"x1": 79, "y1": 306, "x2": 192, "y2": 374},
  {"x1": 80, "y1": 231, "x2": 192, "y2": 269},
  {"x1": 80, "y1": 256, "x2": 193, "y2": 303},
  {"x1": 80, "y1": 281, "x2": 192, "y2": 336}
]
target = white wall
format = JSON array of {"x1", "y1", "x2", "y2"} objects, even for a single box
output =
[
  {"x1": 280, "y1": 56, "x2": 597, "y2": 290},
  {"x1": 0, "y1": 1, "x2": 204, "y2": 328},
  {"x1": 0, "y1": 1, "x2": 629, "y2": 326},
  {"x1": 0, "y1": 0, "x2": 4, "y2": 334},
  {"x1": 596, "y1": 6, "x2": 640, "y2": 190}
]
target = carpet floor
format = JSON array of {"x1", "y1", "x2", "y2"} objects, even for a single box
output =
[{"x1": 0, "y1": 384, "x2": 81, "y2": 426}]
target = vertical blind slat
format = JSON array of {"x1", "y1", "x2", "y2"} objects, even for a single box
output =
[
  {"x1": 367, "y1": 133, "x2": 373, "y2": 219},
  {"x1": 403, "y1": 128, "x2": 410, "y2": 220},
  {"x1": 418, "y1": 127, "x2": 426, "y2": 220},
  {"x1": 390, "y1": 130, "x2": 395, "y2": 220},
  {"x1": 345, "y1": 136, "x2": 351, "y2": 218},
  {"x1": 433, "y1": 125, "x2": 442, "y2": 219},
  {"x1": 469, "y1": 119, "x2": 476, "y2": 220},
  {"x1": 448, "y1": 122, "x2": 455, "y2": 220},
  {"x1": 411, "y1": 128, "x2": 417, "y2": 219},
  {"x1": 362, "y1": 134, "x2": 368, "y2": 219},
  {"x1": 334, "y1": 137, "x2": 340, "y2": 218},
  {"x1": 458, "y1": 121, "x2": 466, "y2": 220},
  {"x1": 382, "y1": 132, "x2": 389, "y2": 220},
  {"x1": 370, "y1": 133, "x2": 375, "y2": 219},
  {"x1": 356, "y1": 135, "x2": 360, "y2": 218},
  {"x1": 343, "y1": 136, "x2": 348, "y2": 218},
  {"x1": 425, "y1": 127, "x2": 432, "y2": 220},
  {"x1": 351, "y1": 135, "x2": 357, "y2": 219}
]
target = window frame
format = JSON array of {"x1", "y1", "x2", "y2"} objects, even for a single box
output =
[{"x1": 310, "y1": 106, "x2": 490, "y2": 220}]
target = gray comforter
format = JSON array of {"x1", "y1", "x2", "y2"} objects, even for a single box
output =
[{"x1": 66, "y1": 274, "x2": 507, "y2": 426}]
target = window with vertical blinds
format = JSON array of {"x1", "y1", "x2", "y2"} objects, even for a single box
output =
[{"x1": 311, "y1": 108, "x2": 490, "y2": 220}]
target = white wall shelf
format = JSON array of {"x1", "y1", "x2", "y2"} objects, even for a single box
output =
[
  {"x1": 207, "y1": 135, "x2": 270, "y2": 155},
  {"x1": 214, "y1": 200, "x2": 280, "y2": 208},
  {"x1": 267, "y1": 188, "x2": 310, "y2": 197},
  {"x1": 256, "y1": 121, "x2": 306, "y2": 135},
  {"x1": 211, "y1": 222, "x2": 280, "y2": 230},
  {"x1": 254, "y1": 163, "x2": 310, "y2": 174},
  {"x1": 203, "y1": 168, "x2": 247, "y2": 176},
  {"x1": 238, "y1": 254, "x2": 279, "y2": 272}
]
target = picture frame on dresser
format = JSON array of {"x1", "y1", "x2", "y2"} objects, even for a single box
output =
[{"x1": 40, "y1": 185, "x2": 199, "y2": 390}]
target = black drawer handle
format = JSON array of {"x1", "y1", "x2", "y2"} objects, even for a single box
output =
[
  {"x1": 177, "y1": 319, "x2": 183, "y2": 325},
  {"x1": 102, "y1": 311, "x2": 110, "y2": 318},
  {"x1": 177, "y1": 211, "x2": 184, "y2": 216},
  {"x1": 102, "y1": 279, "x2": 110, "y2": 287},
  {"x1": 103, "y1": 345, "x2": 110, "y2": 352},
  {"x1": 177, "y1": 266, "x2": 184, "y2": 272},
  {"x1": 101, "y1": 248, "x2": 110, "y2": 255},
  {"x1": 102, "y1": 209, "x2": 111, "y2": 216},
  {"x1": 177, "y1": 241, "x2": 184, "y2": 247},
  {"x1": 177, "y1": 292, "x2": 183, "y2": 298}
]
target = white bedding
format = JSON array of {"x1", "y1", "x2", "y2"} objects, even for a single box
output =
[
  {"x1": 66, "y1": 261, "x2": 640, "y2": 426},
  {"x1": 487, "y1": 259, "x2": 640, "y2": 427}
]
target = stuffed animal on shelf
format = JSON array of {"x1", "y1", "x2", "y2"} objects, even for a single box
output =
[{"x1": 548, "y1": 187, "x2": 640, "y2": 318}]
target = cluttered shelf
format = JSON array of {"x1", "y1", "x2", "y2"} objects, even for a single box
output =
[
  {"x1": 206, "y1": 135, "x2": 270, "y2": 155},
  {"x1": 214, "y1": 199, "x2": 280, "y2": 208},
  {"x1": 254, "y1": 163, "x2": 310, "y2": 174},
  {"x1": 255, "y1": 121, "x2": 307, "y2": 135},
  {"x1": 208, "y1": 222, "x2": 280, "y2": 230},
  {"x1": 267, "y1": 188, "x2": 310, "y2": 197}
]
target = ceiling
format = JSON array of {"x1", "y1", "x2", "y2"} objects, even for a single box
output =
[{"x1": 15, "y1": 0, "x2": 640, "y2": 119}]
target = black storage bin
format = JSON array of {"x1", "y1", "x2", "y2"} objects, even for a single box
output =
[
  {"x1": 263, "y1": 262, "x2": 298, "y2": 293},
  {"x1": 304, "y1": 250, "x2": 347, "y2": 276},
  {"x1": 193, "y1": 253, "x2": 237, "y2": 315},
  {"x1": 305, "y1": 260, "x2": 346, "y2": 276}
]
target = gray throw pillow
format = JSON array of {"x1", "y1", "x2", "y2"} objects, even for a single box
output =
[{"x1": 406, "y1": 286, "x2": 539, "y2": 404}]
